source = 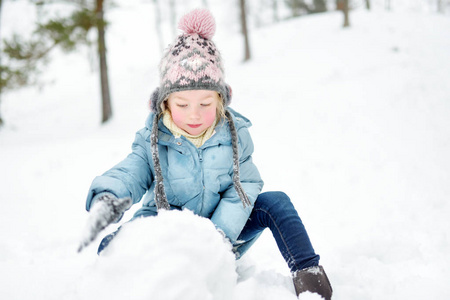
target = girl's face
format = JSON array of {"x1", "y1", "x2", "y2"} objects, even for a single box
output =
[{"x1": 167, "y1": 90, "x2": 219, "y2": 136}]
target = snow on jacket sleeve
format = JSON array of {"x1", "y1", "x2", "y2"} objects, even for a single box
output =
[
  {"x1": 85, "y1": 128, "x2": 153, "y2": 211},
  {"x1": 210, "y1": 126, "x2": 264, "y2": 244}
]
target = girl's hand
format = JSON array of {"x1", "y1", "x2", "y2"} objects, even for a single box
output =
[{"x1": 77, "y1": 194, "x2": 132, "y2": 253}]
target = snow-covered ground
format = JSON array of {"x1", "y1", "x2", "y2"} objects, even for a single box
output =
[{"x1": 1, "y1": 1, "x2": 450, "y2": 299}]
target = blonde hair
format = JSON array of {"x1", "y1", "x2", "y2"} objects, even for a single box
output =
[{"x1": 216, "y1": 93, "x2": 226, "y2": 121}]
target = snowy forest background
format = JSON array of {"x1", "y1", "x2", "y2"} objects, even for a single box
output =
[{"x1": 1, "y1": 0, "x2": 450, "y2": 299}]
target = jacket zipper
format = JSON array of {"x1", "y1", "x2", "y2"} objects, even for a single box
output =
[{"x1": 197, "y1": 148, "x2": 206, "y2": 214}]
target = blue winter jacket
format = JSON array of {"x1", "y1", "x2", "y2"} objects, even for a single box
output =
[{"x1": 86, "y1": 108, "x2": 264, "y2": 244}]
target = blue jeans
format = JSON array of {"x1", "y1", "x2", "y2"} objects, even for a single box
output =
[
  {"x1": 98, "y1": 191, "x2": 320, "y2": 272},
  {"x1": 234, "y1": 191, "x2": 320, "y2": 272}
]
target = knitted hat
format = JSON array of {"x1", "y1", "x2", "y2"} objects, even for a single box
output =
[
  {"x1": 150, "y1": 8, "x2": 232, "y2": 114},
  {"x1": 149, "y1": 9, "x2": 250, "y2": 212}
]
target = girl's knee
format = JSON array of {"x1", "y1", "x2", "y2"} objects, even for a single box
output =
[{"x1": 256, "y1": 191, "x2": 293, "y2": 210}]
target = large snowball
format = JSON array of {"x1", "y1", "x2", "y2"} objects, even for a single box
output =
[{"x1": 79, "y1": 210, "x2": 238, "y2": 300}]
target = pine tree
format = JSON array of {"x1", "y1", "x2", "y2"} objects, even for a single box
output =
[{"x1": 1, "y1": 0, "x2": 113, "y2": 124}]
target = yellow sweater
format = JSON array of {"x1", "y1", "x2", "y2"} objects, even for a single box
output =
[{"x1": 162, "y1": 111, "x2": 217, "y2": 148}]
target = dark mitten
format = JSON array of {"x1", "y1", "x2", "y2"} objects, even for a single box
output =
[{"x1": 78, "y1": 194, "x2": 132, "y2": 252}]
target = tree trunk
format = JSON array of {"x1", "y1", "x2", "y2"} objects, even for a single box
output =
[
  {"x1": 96, "y1": 0, "x2": 112, "y2": 123},
  {"x1": 437, "y1": 0, "x2": 443, "y2": 13},
  {"x1": 313, "y1": 0, "x2": 327, "y2": 13},
  {"x1": 0, "y1": 0, "x2": 4, "y2": 127},
  {"x1": 343, "y1": 0, "x2": 350, "y2": 27},
  {"x1": 153, "y1": 0, "x2": 164, "y2": 54},
  {"x1": 385, "y1": 0, "x2": 391, "y2": 11},
  {"x1": 273, "y1": 0, "x2": 279, "y2": 23},
  {"x1": 292, "y1": 0, "x2": 300, "y2": 17},
  {"x1": 240, "y1": 0, "x2": 251, "y2": 61}
]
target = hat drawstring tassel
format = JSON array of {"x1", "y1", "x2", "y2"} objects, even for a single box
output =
[
  {"x1": 225, "y1": 110, "x2": 251, "y2": 208},
  {"x1": 151, "y1": 115, "x2": 170, "y2": 211}
]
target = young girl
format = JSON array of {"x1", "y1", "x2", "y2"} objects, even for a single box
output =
[{"x1": 79, "y1": 9, "x2": 332, "y2": 299}]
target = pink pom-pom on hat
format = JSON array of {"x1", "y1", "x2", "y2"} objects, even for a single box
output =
[{"x1": 178, "y1": 8, "x2": 216, "y2": 40}]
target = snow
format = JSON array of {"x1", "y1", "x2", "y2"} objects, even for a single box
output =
[
  {"x1": 1, "y1": 1, "x2": 450, "y2": 299},
  {"x1": 298, "y1": 292, "x2": 325, "y2": 300}
]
